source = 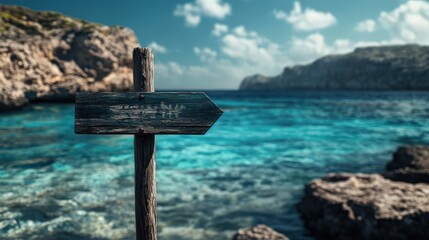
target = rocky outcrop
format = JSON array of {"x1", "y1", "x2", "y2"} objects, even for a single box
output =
[
  {"x1": 298, "y1": 173, "x2": 429, "y2": 240},
  {"x1": 298, "y1": 146, "x2": 429, "y2": 240},
  {"x1": 384, "y1": 145, "x2": 429, "y2": 183},
  {"x1": 387, "y1": 145, "x2": 429, "y2": 170},
  {"x1": 240, "y1": 45, "x2": 429, "y2": 90},
  {"x1": 0, "y1": 5, "x2": 139, "y2": 111},
  {"x1": 232, "y1": 225, "x2": 289, "y2": 240}
]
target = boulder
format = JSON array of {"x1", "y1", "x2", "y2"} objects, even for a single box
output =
[
  {"x1": 232, "y1": 225, "x2": 289, "y2": 240},
  {"x1": 0, "y1": 5, "x2": 139, "y2": 111},
  {"x1": 297, "y1": 173, "x2": 429, "y2": 240},
  {"x1": 384, "y1": 145, "x2": 429, "y2": 183}
]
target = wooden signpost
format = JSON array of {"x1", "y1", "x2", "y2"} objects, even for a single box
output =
[{"x1": 74, "y1": 48, "x2": 223, "y2": 240}]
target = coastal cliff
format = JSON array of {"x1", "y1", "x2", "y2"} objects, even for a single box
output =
[
  {"x1": 240, "y1": 45, "x2": 429, "y2": 90},
  {"x1": 0, "y1": 5, "x2": 139, "y2": 111}
]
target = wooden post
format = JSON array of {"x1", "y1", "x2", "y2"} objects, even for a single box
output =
[
  {"x1": 75, "y1": 47, "x2": 222, "y2": 240},
  {"x1": 133, "y1": 48, "x2": 157, "y2": 240}
]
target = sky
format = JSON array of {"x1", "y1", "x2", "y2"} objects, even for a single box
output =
[{"x1": 1, "y1": 0, "x2": 428, "y2": 89}]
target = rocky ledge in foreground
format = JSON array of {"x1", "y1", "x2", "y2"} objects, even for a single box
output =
[
  {"x1": 0, "y1": 5, "x2": 139, "y2": 111},
  {"x1": 240, "y1": 45, "x2": 429, "y2": 90},
  {"x1": 298, "y1": 145, "x2": 429, "y2": 240},
  {"x1": 298, "y1": 173, "x2": 429, "y2": 240},
  {"x1": 232, "y1": 225, "x2": 289, "y2": 240}
]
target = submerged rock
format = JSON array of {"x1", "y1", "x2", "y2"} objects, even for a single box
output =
[
  {"x1": 232, "y1": 225, "x2": 289, "y2": 240},
  {"x1": 0, "y1": 5, "x2": 139, "y2": 111},
  {"x1": 384, "y1": 145, "x2": 429, "y2": 183},
  {"x1": 239, "y1": 45, "x2": 429, "y2": 90},
  {"x1": 297, "y1": 173, "x2": 429, "y2": 240}
]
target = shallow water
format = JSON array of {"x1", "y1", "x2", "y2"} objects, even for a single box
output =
[{"x1": 1, "y1": 91, "x2": 429, "y2": 239}]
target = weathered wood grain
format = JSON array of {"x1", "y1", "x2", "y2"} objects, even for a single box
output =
[
  {"x1": 73, "y1": 47, "x2": 224, "y2": 240},
  {"x1": 134, "y1": 48, "x2": 156, "y2": 240},
  {"x1": 74, "y1": 92, "x2": 223, "y2": 134}
]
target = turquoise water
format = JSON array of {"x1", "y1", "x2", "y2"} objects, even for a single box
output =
[{"x1": 1, "y1": 91, "x2": 429, "y2": 239}]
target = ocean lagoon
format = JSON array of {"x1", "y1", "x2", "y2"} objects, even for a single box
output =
[{"x1": 2, "y1": 91, "x2": 429, "y2": 239}]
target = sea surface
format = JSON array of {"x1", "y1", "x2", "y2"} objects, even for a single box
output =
[{"x1": 1, "y1": 91, "x2": 429, "y2": 240}]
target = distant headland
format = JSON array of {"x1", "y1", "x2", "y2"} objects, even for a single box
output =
[{"x1": 240, "y1": 44, "x2": 429, "y2": 91}]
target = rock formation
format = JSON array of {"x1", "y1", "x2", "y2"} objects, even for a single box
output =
[
  {"x1": 232, "y1": 225, "x2": 289, "y2": 240},
  {"x1": 240, "y1": 45, "x2": 429, "y2": 91},
  {"x1": 297, "y1": 144, "x2": 429, "y2": 240},
  {"x1": 298, "y1": 173, "x2": 429, "y2": 240},
  {"x1": 0, "y1": 5, "x2": 139, "y2": 111},
  {"x1": 384, "y1": 145, "x2": 429, "y2": 183}
]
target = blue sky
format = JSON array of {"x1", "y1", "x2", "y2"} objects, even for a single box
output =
[{"x1": 1, "y1": 0, "x2": 428, "y2": 89}]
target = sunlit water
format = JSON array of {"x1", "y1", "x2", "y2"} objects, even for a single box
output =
[{"x1": 1, "y1": 91, "x2": 429, "y2": 240}]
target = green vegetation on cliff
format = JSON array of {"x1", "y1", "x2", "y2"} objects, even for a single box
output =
[{"x1": 0, "y1": 5, "x2": 106, "y2": 35}]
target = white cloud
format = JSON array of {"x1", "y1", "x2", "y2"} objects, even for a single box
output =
[
  {"x1": 286, "y1": 1, "x2": 429, "y2": 65},
  {"x1": 232, "y1": 26, "x2": 258, "y2": 38},
  {"x1": 155, "y1": 27, "x2": 361, "y2": 89},
  {"x1": 174, "y1": 0, "x2": 231, "y2": 27},
  {"x1": 220, "y1": 26, "x2": 281, "y2": 67},
  {"x1": 196, "y1": 0, "x2": 231, "y2": 18},
  {"x1": 194, "y1": 47, "x2": 217, "y2": 62},
  {"x1": 156, "y1": 62, "x2": 184, "y2": 78},
  {"x1": 155, "y1": 59, "x2": 261, "y2": 89},
  {"x1": 378, "y1": 1, "x2": 429, "y2": 43},
  {"x1": 148, "y1": 42, "x2": 167, "y2": 54},
  {"x1": 155, "y1": 18, "x2": 412, "y2": 90},
  {"x1": 154, "y1": 23, "x2": 410, "y2": 90},
  {"x1": 353, "y1": 1, "x2": 429, "y2": 43},
  {"x1": 154, "y1": 60, "x2": 239, "y2": 90},
  {"x1": 333, "y1": 39, "x2": 356, "y2": 53},
  {"x1": 174, "y1": 3, "x2": 201, "y2": 27},
  {"x1": 287, "y1": 34, "x2": 411, "y2": 65},
  {"x1": 212, "y1": 23, "x2": 229, "y2": 36},
  {"x1": 156, "y1": 0, "x2": 429, "y2": 90},
  {"x1": 355, "y1": 19, "x2": 376, "y2": 32},
  {"x1": 155, "y1": 26, "x2": 288, "y2": 89},
  {"x1": 274, "y1": 1, "x2": 337, "y2": 31},
  {"x1": 287, "y1": 34, "x2": 378, "y2": 64},
  {"x1": 288, "y1": 33, "x2": 331, "y2": 63}
]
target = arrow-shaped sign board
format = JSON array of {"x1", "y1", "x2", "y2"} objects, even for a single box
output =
[
  {"x1": 75, "y1": 92, "x2": 223, "y2": 135},
  {"x1": 74, "y1": 48, "x2": 224, "y2": 240}
]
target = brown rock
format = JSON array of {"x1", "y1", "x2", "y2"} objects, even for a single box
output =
[
  {"x1": 0, "y1": 5, "x2": 139, "y2": 111},
  {"x1": 384, "y1": 145, "x2": 429, "y2": 183},
  {"x1": 232, "y1": 225, "x2": 289, "y2": 240},
  {"x1": 297, "y1": 173, "x2": 429, "y2": 240},
  {"x1": 387, "y1": 145, "x2": 429, "y2": 170}
]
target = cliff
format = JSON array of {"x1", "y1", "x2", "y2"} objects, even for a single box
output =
[
  {"x1": 0, "y1": 5, "x2": 139, "y2": 111},
  {"x1": 239, "y1": 45, "x2": 429, "y2": 90}
]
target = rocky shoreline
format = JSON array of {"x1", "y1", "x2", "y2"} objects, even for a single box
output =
[
  {"x1": 234, "y1": 145, "x2": 429, "y2": 240},
  {"x1": 297, "y1": 145, "x2": 429, "y2": 240},
  {"x1": 0, "y1": 5, "x2": 139, "y2": 111},
  {"x1": 233, "y1": 225, "x2": 289, "y2": 240}
]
